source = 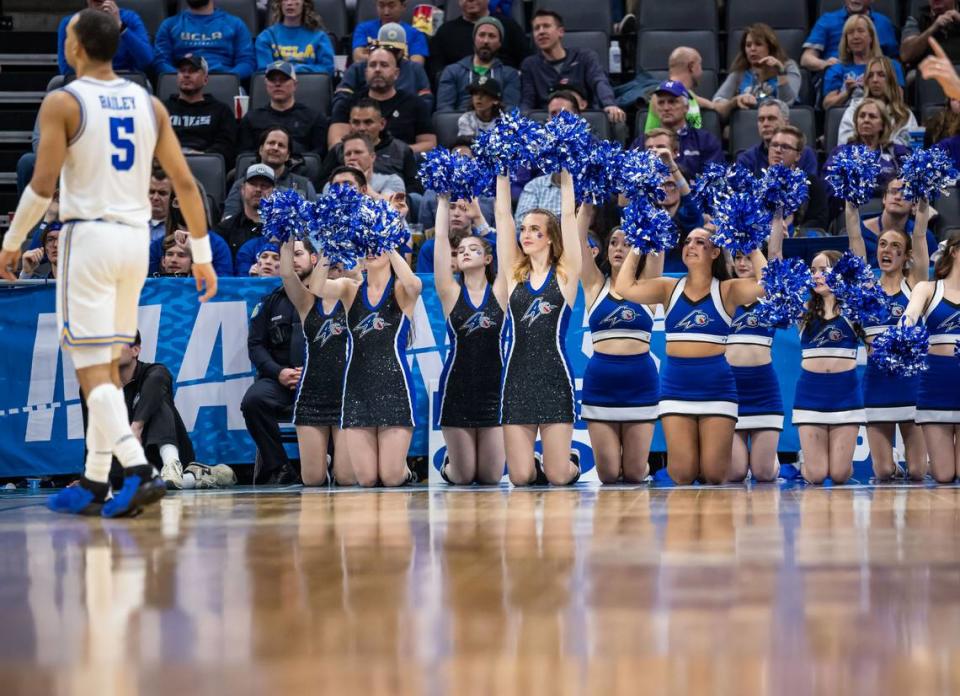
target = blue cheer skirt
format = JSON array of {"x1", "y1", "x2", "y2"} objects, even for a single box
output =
[
  {"x1": 731, "y1": 363, "x2": 784, "y2": 431},
  {"x1": 916, "y1": 354, "x2": 960, "y2": 424},
  {"x1": 581, "y1": 351, "x2": 659, "y2": 422},
  {"x1": 792, "y1": 368, "x2": 865, "y2": 426},
  {"x1": 659, "y1": 354, "x2": 738, "y2": 420},
  {"x1": 862, "y1": 360, "x2": 918, "y2": 423}
]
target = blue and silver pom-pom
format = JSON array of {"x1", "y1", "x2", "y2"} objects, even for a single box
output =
[
  {"x1": 306, "y1": 183, "x2": 365, "y2": 268},
  {"x1": 755, "y1": 257, "x2": 814, "y2": 328},
  {"x1": 472, "y1": 109, "x2": 548, "y2": 174},
  {"x1": 899, "y1": 147, "x2": 960, "y2": 202},
  {"x1": 417, "y1": 147, "x2": 492, "y2": 201},
  {"x1": 726, "y1": 163, "x2": 759, "y2": 195},
  {"x1": 616, "y1": 147, "x2": 670, "y2": 204},
  {"x1": 691, "y1": 162, "x2": 730, "y2": 217},
  {"x1": 711, "y1": 191, "x2": 773, "y2": 255},
  {"x1": 355, "y1": 195, "x2": 408, "y2": 257},
  {"x1": 539, "y1": 109, "x2": 594, "y2": 175},
  {"x1": 574, "y1": 138, "x2": 623, "y2": 204},
  {"x1": 824, "y1": 144, "x2": 882, "y2": 205},
  {"x1": 870, "y1": 324, "x2": 930, "y2": 377},
  {"x1": 259, "y1": 188, "x2": 309, "y2": 243},
  {"x1": 825, "y1": 251, "x2": 888, "y2": 324},
  {"x1": 758, "y1": 164, "x2": 809, "y2": 217},
  {"x1": 620, "y1": 196, "x2": 678, "y2": 253}
]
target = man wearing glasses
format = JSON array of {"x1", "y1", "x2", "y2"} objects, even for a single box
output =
[
  {"x1": 767, "y1": 125, "x2": 829, "y2": 233},
  {"x1": 735, "y1": 98, "x2": 819, "y2": 178}
]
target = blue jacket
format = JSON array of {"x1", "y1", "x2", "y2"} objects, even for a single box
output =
[
  {"x1": 803, "y1": 8, "x2": 899, "y2": 61},
  {"x1": 736, "y1": 142, "x2": 819, "y2": 179},
  {"x1": 254, "y1": 24, "x2": 334, "y2": 74},
  {"x1": 149, "y1": 231, "x2": 235, "y2": 277},
  {"x1": 58, "y1": 9, "x2": 154, "y2": 75},
  {"x1": 154, "y1": 9, "x2": 255, "y2": 78},
  {"x1": 435, "y1": 56, "x2": 521, "y2": 111}
]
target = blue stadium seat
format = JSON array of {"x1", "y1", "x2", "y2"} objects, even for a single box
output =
[
  {"x1": 117, "y1": 0, "x2": 167, "y2": 39},
  {"x1": 725, "y1": 0, "x2": 808, "y2": 30},
  {"x1": 533, "y1": 0, "x2": 611, "y2": 34},
  {"x1": 249, "y1": 72, "x2": 332, "y2": 116},
  {"x1": 637, "y1": 31, "x2": 719, "y2": 73},
  {"x1": 638, "y1": 0, "x2": 718, "y2": 31}
]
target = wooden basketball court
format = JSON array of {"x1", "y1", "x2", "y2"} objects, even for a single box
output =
[{"x1": 1, "y1": 483, "x2": 959, "y2": 696}]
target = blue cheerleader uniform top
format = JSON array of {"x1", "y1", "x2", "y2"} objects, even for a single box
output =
[
  {"x1": 800, "y1": 314, "x2": 860, "y2": 359},
  {"x1": 923, "y1": 280, "x2": 960, "y2": 345},
  {"x1": 664, "y1": 277, "x2": 732, "y2": 344},
  {"x1": 587, "y1": 279, "x2": 654, "y2": 344},
  {"x1": 862, "y1": 279, "x2": 911, "y2": 338},
  {"x1": 727, "y1": 302, "x2": 776, "y2": 347}
]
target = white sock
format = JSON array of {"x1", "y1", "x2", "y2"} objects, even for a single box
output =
[
  {"x1": 84, "y1": 418, "x2": 112, "y2": 484},
  {"x1": 86, "y1": 384, "x2": 148, "y2": 468},
  {"x1": 159, "y1": 444, "x2": 180, "y2": 469}
]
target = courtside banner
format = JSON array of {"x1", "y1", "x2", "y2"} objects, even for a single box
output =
[{"x1": 0, "y1": 277, "x2": 881, "y2": 477}]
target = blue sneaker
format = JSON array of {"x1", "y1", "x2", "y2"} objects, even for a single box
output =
[
  {"x1": 101, "y1": 467, "x2": 166, "y2": 518},
  {"x1": 47, "y1": 484, "x2": 105, "y2": 516}
]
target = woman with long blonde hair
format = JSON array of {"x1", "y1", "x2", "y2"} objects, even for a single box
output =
[
  {"x1": 838, "y1": 56, "x2": 917, "y2": 147},
  {"x1": 255, "y1": 0, "x2": 334, "y2": 73},
  {"x1": 823, "y1": 14, "x2": 905, "y2": 109}
]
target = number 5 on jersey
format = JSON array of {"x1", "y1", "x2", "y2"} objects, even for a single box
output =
[{"x1": 109, "y1": 116, "x2": 135, "y2": 171}]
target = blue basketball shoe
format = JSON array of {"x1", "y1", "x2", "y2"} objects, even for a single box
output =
[
  {"x1": 47, "y1": 479, "x2": 108, "y2": 516},
  {"x1": 101, "y1": 466, "x2": 166, "y2": 518}
]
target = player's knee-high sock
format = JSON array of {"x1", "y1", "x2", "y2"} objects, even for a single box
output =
[
  {"x1": 83, "y1": 417, "x2": 113, "y2": 484},
  {"x1": 86, "y1": 384, "x2": 148, "y2": 469}
]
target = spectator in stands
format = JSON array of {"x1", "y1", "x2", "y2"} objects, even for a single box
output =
[
  {"x1": 520, "y1": 10, "x2": 625, "y2": 124},
  {"x1": 251, "y1": 243, "x2": 282, "y2": 276},
  {"x1": 632, "y1": 81, "x2": 724, "y2": 179},
  {"x1": 150, "y1": 190, "x2": 234, "y2": 277},
  {"x1": 857, "y1": 178, "x2": 938, "y2": 258},
  {"x1": 736, "y1": 98, "x2": 819, "y2": 178},
  {"x1": 159, "y1": 235, "x2": 192, "y2": 276},
  {"x1": 768, "y1": 126, "x2": 829, "y2": 233},
  {"x1": 514, "y1": 172, "x2": 562, "y2": 226},
  {"x1": 238, "y1": 61, "x2": 328, "y2": 156},
  {"x1": 154, "y1": 0, "x2": 255, "y2": 79},
  {"x1": 318, "y1": 99, "x2": 419, "y2": 193},
  {"x1": 242, "y1": 240, "x2": 317, "y2": 485},
  {"x1": 458, "y1": 79, "x2": 504, "y2": 137},
  {"x1": 165, "y1": 54, "x2": 238, "y2": 166},
  {"x1": 328, "y1": 133, "x2": 405, "y2": 197},
  {"x1": 149, "y1": 170, "x2": 173, "y2": 243},
  {"x1": 713, "y1": 24, "x2": 801, "y2": 121},
  {"x1": 353, "y1": 0, "x2": 428, "y2": 65},
  {"x1": 218, "y1": 164, "x2": 274, "y2": 265},
  {"x1": 931, "y1": 100, "x2": 960, "y2": 166},
  {"x1": 255, "y1": 0, "x2": 334, "y2": 74},
  {"x1": 838, "y1": 56, "x2": 918, "y2": 147},
  {"x1": 416, "y1": 198, "x2": 495, "y2": 273},
  {"x1": 801, "y1": 0, "x2": 898, "y2": 74},
  {"x1": 18, "y1": 223, "x2": 59, "y2": 280},
  {"x1": 822, "y1": 15, "x2": 905, "y2": 109},
  {"x1": 436, "y1": 16, "x2": 521, "y2": 111},
  {"x1": 901, "y1": 0, "x2": 960, "y2": 66},
  {"x1": 58, "y1": 0, "x2": 153, "y2": 75},
  {"x1": 827, "y1": 98, "x2": 910, "y2": 196},
  {"x1": 429, "y1": 0, "x2": 528, "y2": 80},
  {"x1": 225, "y1": 127, "x2": 317, "y2": 218},
  {"x1": 417, "y1": 138, "x2": 496, "y2": 228},
  {"x1": 643, "y1": 47, "x2": 711, "y2": 134},
  {"x1": 327, "y1": 47, "x2": 437, "y2": 154},
  {"x1": 336, "y1": 24, "x2": 434, "y2": 112}
]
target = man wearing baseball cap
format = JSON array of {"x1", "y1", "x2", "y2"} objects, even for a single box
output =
[
  {"x1": 631, "y1": 80, "x2": 725, "y2": 178},
  {"x1": 165, "y1": 53, "x2": 237, "y2": 164},
  {"x1": 457, "y1": 79, "x2": 504, "y2": 136},
  {"x1": 238, "y1": 60, "x2": 328, "y2": 156},
  {"x1": 216, "y1": 163, "x2": 275, "y2": 269},
  {"x1": 436, "y1": 16, "x2": 521, "y2": 111},
  {"x1": 352, "y1": 0, "x2": 429, "y2": 65},
  {"x1": 429, "y1": 0, "x2": 528, "y2": 80}
]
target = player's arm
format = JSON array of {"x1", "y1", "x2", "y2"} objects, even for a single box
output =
[
  {"x1": 151, "y1": 97, "x2": 217, "y2": 302},
  {"x1": 0, "y1": 92, "x2": 73, "y2": 278}
]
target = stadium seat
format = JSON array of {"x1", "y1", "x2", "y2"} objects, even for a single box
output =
[
  {"x1": 921, "y1": 103, "x2": 944, "y2": 127},
  {"x1": 817, "y1": 0, "x2": 899, "y2": 24},
  {"x1": 433, "y1": 111, "x2": 464, "y2": 148},
  {"x1": 725, "y1": 0, "x2": 808, "y2": 30},
  {"x1": 445, "y1": 0, "x2": 526, "y2": 28},
  {"x1": 648, "y1": 70, "x2": 719, "y2": 102},
  {"x1": 177, "y1": 0, "x2": 258, "y2": 36},
  {"x1": 249, "y1": 72, "x2": 332, "y2": 116},
  {"x1": 185, "y1": 153, "x2": 226, "y2": 218},
  {"x1": 933, "y1": 186, "x2": 960, "y2": 237},
  {"x1": 529, "y1": 110, "x2": 613, "y2": 141},
  {"x1": 728, "y1": 106, "x2": 817, "y2": 158},
  {"x1": 156, "y1": 73, "x2": 240, "y2": 110},
  {"x1": 313, "y1": 0, "x2": 350, "y2": 44},
  {"x1": 917, "y1": 74, "x2": 950, "y2": 109},
  {"x1": 726, "y1": 28, "x2": 807, "y2": 65},
  {"x1": 235, "y1": 152, "x2": 322, "y2": 185},
  {"x1": 824, "y1": 106, "x2": 846, "y2": 153},
  {"x1": 533, "y1": 0, "x2": 611, "y2": 34},
  {"x1": 117, "y1": 0, "x2": 167, "y2": 38},
  {"x1": 633, "y1": 108, "x2": 721, "y2": 143},
  {"x1": 562, "y1": 31, "x2": 611, "y2": 73},
  {"x1": 637, "y1": 31, "x2": 719, "y2": 73},
  {"x1": 638, "y1": 0, "x2": 718, "y2": 31}
]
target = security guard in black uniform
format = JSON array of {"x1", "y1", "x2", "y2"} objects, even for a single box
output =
[{"x1": 242, "y1": 280, "x2": 306, "y2": 485}]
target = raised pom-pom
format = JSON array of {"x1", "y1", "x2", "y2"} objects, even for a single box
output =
[
  {"x1": 620, "y1": 197, "x2": 678, "y2": 253},
  {"x1": 758, "y1": 164, "x2": 809, "y2": 217},
  {"x1": 306, "y1": 183, "x2": 365, "y2": 268},
  {"x1": 869, "y1": 324, "x2": 930, "y2": 377},
  {"x1": 825, "y1": 251, "x2": 888, "y2": 324},
  {"x1": 472, "y1": 109, "x2": 548, "y2": 175},
  {"x1": 355, "y1": 195, "x2": 408, "y2": 257},
  {"x1": 417, "y1": 147, "x2": 492, "y2": 201},
  {"x1": 259, "y1": 189, "x2": 309, "y2": 243},
  {"x1": 899, "y1": 147, "x2": 960, "y2": 202},
  {"x1": 538, "y1": 110, "x2": 594, "y2": 175},
  {"x1": 754, "y1": 257, "x2": 814, "y2": 328},
  {"x1": 691, "y1": 162, "x2": 730, "y2": 217},
  {"x1": 824, "y1": 144, "x2": 882, "y2": 205},
  {"x1": 726, "y1": 163, "x2": 758, "y2": 195},
  {"x1": 616, "y1": 147, "x2": 670, "y2": 203},
  {"x1": 711, "y1": 191, "x2": 773, "y2": 255},
  {"x1": 574, "y1": 139, "x2": 623, "y2": 204}
]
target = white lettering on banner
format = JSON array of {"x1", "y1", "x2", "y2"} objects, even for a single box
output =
[
  {"x1": 25, "y1": 313, "x2": 60, "y2": 442},
  {"x1": 177, "y1": 301, "x2": 252, "y2": 382},
  {"x1": 175, "y1": 377, "x2": 253, "y2": 432}
]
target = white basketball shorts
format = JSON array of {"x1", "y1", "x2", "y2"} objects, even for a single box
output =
[{"x1": 56, "y1": 220, "x2": 149, "y2": 369}]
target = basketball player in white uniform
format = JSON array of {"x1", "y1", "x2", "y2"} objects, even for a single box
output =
[{"x1": 0, "y1": 9, "x2": 217, "y2": 517}]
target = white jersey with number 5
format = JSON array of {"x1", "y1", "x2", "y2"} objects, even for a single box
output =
[{"x1": 58, "y1": 77, "x2": 158, "y2": 228}]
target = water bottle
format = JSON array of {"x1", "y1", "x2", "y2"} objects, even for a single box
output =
[{"x1": 609, "y1": 40, "x2": 622, "y2": 76}]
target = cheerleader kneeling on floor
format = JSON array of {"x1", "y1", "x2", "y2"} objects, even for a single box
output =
[
  {"x1": 433, "y1": 195, "x2": 506, "y2": 485},
  {"x1": 495, "y1": 171, "x2": 582, "y2": 486},
  {"x1": 616, "y1": 229, "x2": 767, "y2": 484},
  {"x1": 579, "y1": 204, "x2": 663, "y2": 484},
  {"x1": 902, "y1": 233, "x2": 960, "y2": 483}
]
